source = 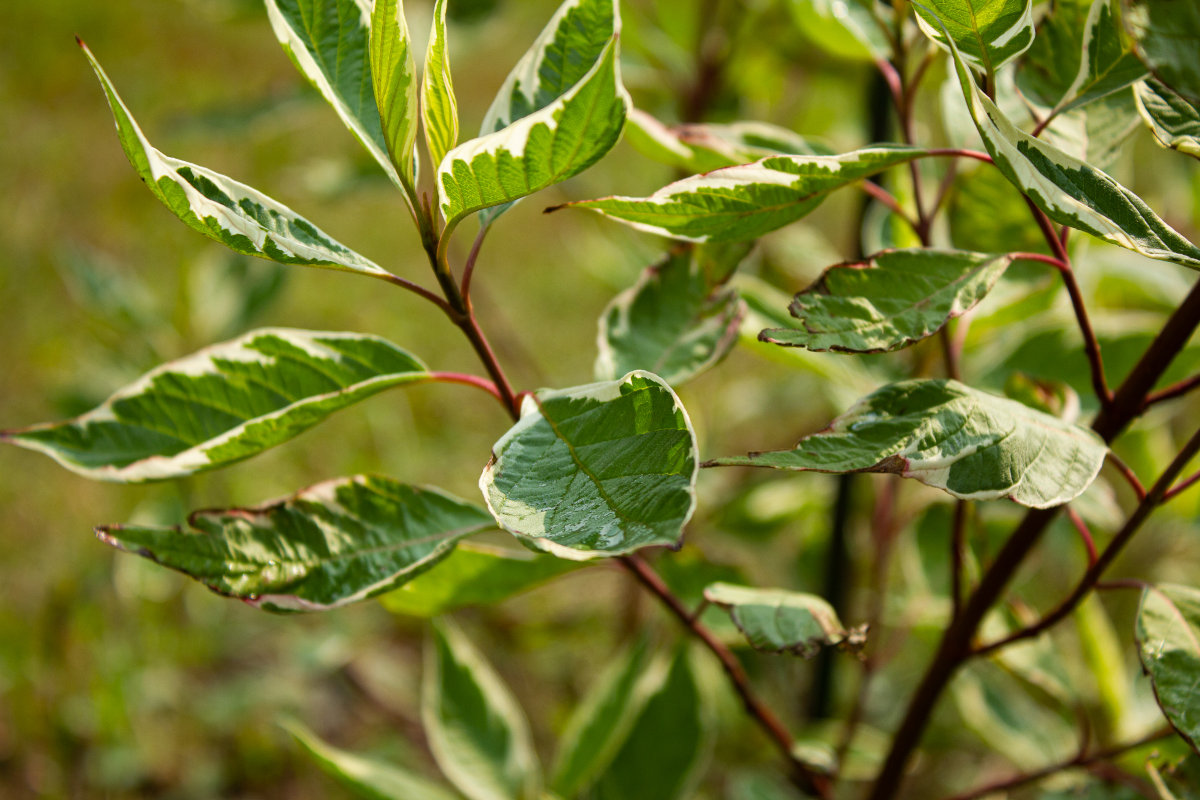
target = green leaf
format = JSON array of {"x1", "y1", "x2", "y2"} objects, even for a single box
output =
[
  {"x1": 1124, "y1": 0, "x2": 1200, "y2": 106},
  {"x1": 709, "y1": 379, "x2": 1108, "y2": 508},
  {"x1": 96, "y1": 476, "x2": 494, "y2": 613},
  {"x1": 703, "y1": 582, "x2": 865, "y2": 657},
  {"x1": 1136, "y1": 79, "x2": 1200, "y2": 159},
  {"x1": 422, "y1": 0, "x2": 459, "y2": 169},
  {"x1": 913, "y1": 0, "x2": 1035, "y2": 75},
  {"x1": 1137, "y1": 583, "x2": 1200, "y2": 755},
  {"x1": 480, "y1": 371, "x2": 698, "y2": 559},
  {"x1": 379, "y1": 542, "x2": 579, "y2": 617},
  {"x1": 80, "y1": 43, "x2": 394, "y2": 279},
  {"x1": 788, "y1": 0, "x2": 894, "y2": 62},
  {"x1": 424, "y1": 620, "x2": 540, "y2": 800},
  {"x1": 285, "y1": 719, "x2": 462, "y2": 800},
  {"x1": 2, "y1": 329, "x2": 428, "y2": 482},
  {"x1": 596, "y1": 243, "x2": 749, "y2": 386},
  {"x1": 943, "y1": 22, "x2": 1200, "y2": 270},
  {"x1": 266, "y1": 0, "x2": 409, "y2": 192},
  {"x1": 760, "y1": 249, "x2": 1013, "y2": 354},
  {"x1": 1050, "y1": 0, "x2": 1147, "y2": 116},
  {"x1": 1040, "y1": 88, "x2": 1142, "y2": 170},
  {"x1": 560, "y1": 145, "x2": 927, "y2": 243},
  {"x1": 370, "y1": 0, "x2": 420, "y2": 186}
]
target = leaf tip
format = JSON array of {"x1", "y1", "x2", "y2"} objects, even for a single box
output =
[
  {"x1": 543, "y1": 203, "x2": 566, "y2": 215},
  {"x1": 74, "y1": 35, "x2": 86, "y2": 49}
]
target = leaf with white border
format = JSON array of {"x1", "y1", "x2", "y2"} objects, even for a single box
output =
[
  {"x1": 1137, "y1": 583, "x2": 1200, "y2": 755},
  {"x1": 913, "y1": 0, "x2": 1035, "y2": 75},
  {"x1": 1051, "y1": 0, "x2": 1147, "y2": 116},
  {"x1": 1136, "y1": 79, "x2": 1200, "y2": 159},
  {"x1": 422, "y1": 0, "x2": 459, "y2": 169},
  {"x1": 370, "y1": 0, "x2": 420, "y2": 186},
  {"x1": 704, "y1": 582, "x2": 865, "y2": 657},
  {"x1": 1124, "y1": 0, "x2": 1200, "y2": 106}
]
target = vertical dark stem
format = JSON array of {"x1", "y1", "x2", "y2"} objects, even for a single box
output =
[
  {"x1": 949, "y1": 500, "x2": 969, "y2": 622},
  {"x1": 809, "y1": 474, "x2": 854, "y2": 720}
]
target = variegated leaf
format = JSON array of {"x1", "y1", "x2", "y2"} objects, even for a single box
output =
[
  {"x1": 422, "y1": 0, "x2": 459, "y2": 169},
  {"x1": 1136, "y1": 79, "x2": 1200, "y2": 159},
  {"x1": 1137, "y1": 583, "x2": 1200, "y2": 754},
  {"x1": 703, "y1": 583, "x2": 864, "y2": 657},
  {"x1": 370, "y1": 0, "x2": 420, "y2": 185},
  {"x1": 913, "y1": 0, "x2": 1035, "y2": 75},
  {"x1": 96, "y1": 476, "x2": 494, "y2": 613},
  {"x1": 709, "y1": 379, "x2": 1107, "y2": 508},
  {"x1": 1040, "y1": 88, "x2": 1142, "y2": 170},
  {"x1": 1051, "y1": 0, "x2": 1147, "y2": 115},
  {"x1": 1, "y1": 329, "x2": 428, "y2": 482},
  {"x1": 80, "y1": 43, "x2": 392, "y2": 278},
  {"x1": 1124, "y1": 0, "x2": 1200, "y2": 106},
  {"x1": 559, "y1": 145, "x2": 926, "y2": 243}
]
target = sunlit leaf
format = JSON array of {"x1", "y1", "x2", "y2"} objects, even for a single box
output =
[
  {"x1": 1136, "y1": 79, "x2": 1200, "y2": 159},
  {"x1": 913, "y1": 0, "x2": 1035, "y2": 75},
  {"x1": 422, "y1": 0, "x2": 459, "y2": 169},
  {"x1": 787, "y1": 0, "x2": 893, "y2": 61},
  {"x1": 703, "y1": 582, "x2": 865, "y2": 657},
  {"x1": 370, "y1": 0, "x2": 420, "y2": 185},
  {"x1": 1051, "y1": 0, "x2": 1146, "y2": 115},
  {"x1": 1124, "y1": 0, "x2": 1200, "y2": 106},
  {"x1": 1137, "y1": 583, "x2": 1200, "y2": 755}
]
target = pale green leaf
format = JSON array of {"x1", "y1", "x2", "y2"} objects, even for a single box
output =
[
  {"x1": 709, "y1": 379, "x2": 1108, "y2": 508},
  {"x1": 703, "y1": 583, "x2": 864, "y2": 657},
  {"x1": 1051, "y1": 0, "x2": 1147, "y2": 115},
  {"x1": 760, "y1": 249, "x2": 1013, "y2": 353},
  {"x1": 1137, "y1": 583, "x2": 1200, "y2": 755},
  {"x1": 1125, "y1": 0, "x2": 1200, "y2": 106},
  {"x1": 1136, "y1": 79, "x2": 1200, "y2": 159},
  {"x1": 787, "y1": 0, "x2": 893, "y2": 62},
  {"x1": 2, "y1": 329, "x2": 428, "y2": 482},
  {"x1": 596, "y1": 244, "x2": 750, "y2": 386},
  {"x1": 80, "y1": 43, "x2": 393, "y2": 278},
  {"x1": 560, "y1": 145, "x2": 927, "y2": 243},
  {"x1": 96, "y1": 476, "x2": 493, "y2": 613},
  {"x1": 422, "y1": 0, "x2": 459, "y2": 169},
  {"x1": 1040, "y1": 88, "x2": 1142, "y2": 170},
  {"x1": 480, "y1": 371, "x2": 698, "y2": 559},
  {"x1": 370, "y1": 0, "x2": 420, "y2": 185},
  {"x1": 913, "y1": 0, "x2": 1035, "y2": 75},
  {"x1": 424, "y1": 620, "x2": 540, "y2": 800},
  {"x1": 379, "y1": 542, "x2": 579, "y2": 617}
]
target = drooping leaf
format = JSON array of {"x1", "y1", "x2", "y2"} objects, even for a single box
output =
[
  {"x1": 96, "y1": 476, "x2": 494, "y2": 613},
  {"x1": 913, "y1": 0, "x2": 1035, "y2": 75},
  {"x1": 559, "y1": 145, "x2": 927, "y2": 243},
  {"x1": 1137, "y1": 583, "x2": 1200, "y2": 755},
  {"x1": 80, "y1": 43, "x2": 394, "y2": 279},
  {"x1": 2, "y1": 329, "x2": 429, "y2": 482},
  {"x1": 1049, "y1": 0, "x2": 1147, "y2": 116},
  {"x1": 709, "y1": 379, "x2": 1108, "y2": 508},
  {"x1": 422, "y1": 0, "x2": 459, "y2": 169},
  {"x1": 379, "y1": 542, "x2": 580, "y2": 617},
  {"x1": 759, "y1": 249, "x2": 1013, "y2": 354},
  {"x1": 596, "y1": 243, "x2": 750, "y2": 386},
  {"x1": 480, "y1": 372, "x2": 698, "y2": 559},
  {"x1": 1136, "y1": 79, "x2": 1200, "y2": 159},
  {"x1": 285, "y1": 719, "x2": 462, "y2": 800},
  {"x1": 703, "y1": 582, "x2": 865, "y2": 658},
  {"x1": 1124, "y1": 0, "x2": 1200, "y2": 106},
  {"x1": 423, "y1": 620, "x2": 540, "y2": 800},
  {"x1": 266, "y1": 0, "x2": 408, "y2": 191},
  {"x1": 370, "y1": 0, "x2": 420, "y2": 186}
]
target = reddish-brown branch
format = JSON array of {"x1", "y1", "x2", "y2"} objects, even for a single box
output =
[
  {"x1": 378, "y1": 272, "x2": 457, "y2": 315},
  {"x1": 1143, "y1": 373, "x2": 1200, "y2": 409},
  {"x1": 1066, "y1": 507, "x2": 1098, "y2": 566},
  {"x1": 425, "y1": 372, "x2": 503, "y2": 402},
  {"x1": 1163, "y1": 469, "x2": 1200, "y2": 504},
  {"x1": 459, "y1": 226, "x2": 489, "y2": 303},
  {"x1": 950, "y1": 500, "x2": 969, "y2": 621},
  {"x1": 1106, "y1": 452, "x2": 1147, "y2": 502},
  {"x1": 860, "y1": 181, "x2": 917, "y2": 229}
]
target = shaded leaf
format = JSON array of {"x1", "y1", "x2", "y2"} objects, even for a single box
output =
[
  {"x1": 1124, "y1": 0, "x2": 1200, "y2": 106},
  {"x1": 704, "y1": 582, "x2": 865, "y2": 657},
  {"x1": 787, "y1": 0, "x2": 893, "y2": 62},
  {"x1": 1040, "y1": 88, "x2": 1142, "y2": 170},
  {"x1": 422, "y1": 0, "x2": 459, "y2": 169},
  {"x1": 1136, "y1": 79, "x2": 1200, "y2": 159},
  {"x1": 370, "y1": 0, "x2": 420, "y2": 185},
  {"x1": 913, "y1": 0, "x2": 1035, "y2": 75},
  {"x1": 1137, "y1": 583, "x2": 1200, "y2": 755},
  {"x1": 1051, "y1": 0, "x2": 1146, "y2": 115}
]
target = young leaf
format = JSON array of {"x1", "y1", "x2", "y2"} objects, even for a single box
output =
[
  {"x1": 557, "y1": 146, "x2": 926, "y2": 243},
  {"x1": 703, "y1": 582, "x2": 865, "y2": 658},
  {"x1": 912, "y1": 0, "x2": 1035, "y2": 75},
  {"x1": 595, "y1": 243, "x2": 750, "y2": 386},
  {"x1": 708, "y1": 379, "x2": 1108, "y2": 508},
  {"x1": 480, "y1": 371, "x2": 698, "y2": 559},
  {"x1": 370, "y1": 0, "x2": 420, "y2": 186},
  {"x1": 422, "y1": 0, "x2": 459, "y2": 169},
  {"x1": 1137, "y1": 583, "x2": 1200, "y2": 755},
  {"x1": 423, "y1": 620, "x2": 540, "y2": 800},
  {"x1": 943, "y1": 22, "x2": 1200, "y2": 270},
  {"x1": 2, "y1": 329, "x2": 428, "y2": 482},
  {"x1": 1050, "y1": 0, "x2": 1147, "y2": 116},
  {"x1": 1136, "y1": 79, "x2": 1200, "y2": 159},
  {"x1": 96, "y1": 476, "x2": 494, "y2": 613},
  {"x1": 760, "y1": 249, "x2": 1013, "y2": 354},
  {"x1": 266, "y1": 0, "x2": 408, "y2": 191},
  {"x1": 80, "y1": 43, "x2": 394, "y2": 279},
  {"x1": 285, "y1": 719, "x2": 462, "y2": 800},
  {"x1": 1124, "y1": 0, "x2": 1200, "y2": 105}
]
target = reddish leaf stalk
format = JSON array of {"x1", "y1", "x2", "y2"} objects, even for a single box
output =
[
  {"x1": 1163, "y1": 469, "x2": 1200, "y2": 504},
  {"x1": 425, "y1": 372, "x2": 503, "y2": 402},
  {"x1": 1106, "y1": 452, "x2": 1147, "y2": 501},
  {"x1": 1066, "y1": 507, "x2": 1098, "y2": 566},
  {"x1": 1143, "y1": 372, "x2": 1200, "y2": 409}
]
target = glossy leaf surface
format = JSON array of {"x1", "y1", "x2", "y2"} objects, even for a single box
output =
[
  {"x1": 704, "y1": 582, "x2": 864, "y2": 657},
  {"x1": 422, "y1": 0, "x2": 459, "y2": 169},
  {"x1": 370, "y1": 0, "x2": 420, "y2": 184},
  {"x1": 480, "y1": 372, "x2": 698, "y2": 559},
  {"x1": 760, "y1": 249, "x2": 1012, "y2": 353},
  {"x1": 1137, "y1": 583, "x2": 1200, "y2": 754},
  {"x1": 97, "y1": 476, "x2": 493, "y2": 612},
  {"x1": 710, "y1": 379, "x2": 1107, "y2": 508},
  {"x1": 913, "y1": 0, "x2": 1035, "y2": 74},
  {"x1": 1136, "y1": 79, "x2": 1200, "y2": 159},
  {"x1": 3, "y1": 330, "x2": 427, "y2": 482},
  {"x1": 1125, "y1": 0, "x2": 1200, "y2": 105}
]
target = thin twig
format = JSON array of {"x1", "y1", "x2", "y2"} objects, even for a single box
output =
[
  {"x1": 926, "y1": 148, "x2": 995, "y2": 164},
  {"x1": 377, "y1": 272, "x2": 457, "y2": 315},
  {"x1": 859, "y1": 181, "x2": 918, "y2": 230},
  {"x1": 1066, "y1": 507, "x2": 1098, "y2": 566},
  {"x1": 1163, "y1": 469, "x2": 1200, "y2": 504},
  {"x1": 1143, "y1": 373, "x2": 1200, "y2": 409},
  {"x1": 1106, "y1": 451, "x2": 1147, "y2": 501},
  {"x1": 460, "y1": 225, "x2": 489, "y2": 302},
  {"x1": 425, "y1": 372, "x2": 503, "y2": 403}
]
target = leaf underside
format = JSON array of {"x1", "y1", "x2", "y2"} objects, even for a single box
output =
[
  {"x1": 1136, "y1": 79, "x2": 1200, "y2": 159},
  {"x1": 1137, "y1": 583, "x2": 1200, "y2": 755},
  {"x1": 704, "y1": 582, "x2": 863, "y2": 658}
]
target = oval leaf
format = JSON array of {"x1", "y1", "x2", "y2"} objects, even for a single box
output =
[
  {"x1": 370, "y1": 0, "x2": 420, "y2": 185},
  {"x1": 2, "y1": 329, "x2": 428, "y2": 482},
  {"x1": 913, "y1": 0, "x2": 1035, "y2": 75},
  {"x1": 422, "y1": 0, "x2": 459, "y2": 169},
  {"x1": 480, "y1": 372, "x2": 698, "y2": 559},
  {"x1": 1137, "y1": 583, "x2": 1200, "y2": 755},
  {"x1": 708, "y1": 379, "x2": 1108, "y2": 508},
  {"x1": 96, "y1": 476, "x2": 494, "y2": 613},
  {"x1": 760, "y1": 249, "x2": 1013, "y2": 353},
  {"x1": 704, "y1": 582, "x2": 865, "y2": 658},
  {"x1": 80, "y1": 43, "x2": 393, "y2": 278},
  {"x1": 1136, "y1": 79, "x2": 1200, "y2": 159}
]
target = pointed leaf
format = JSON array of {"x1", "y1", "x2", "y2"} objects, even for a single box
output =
[
  {"x1": 709, "y1": 379, "x2": 1108, "y2": 508},
  {"x1": 2, "y1": 329, "x2": 428, "y2": 482},
  {"x1": 266, "y1": 0, "x2": 407, "y2": 190},
  {"x1": 704, "y1": 582, "x2": 865, "y2": 657},
  {"x1": 370, "y1": 0, "x2": 420, "y2": 184},
  {"x1": 1124, "y1": 0, "x2": 1200, "y2": 106},
  {"x1": 424, "y1": 620, "x2": 540, "y2": 800},
  {"x1": 480, "y1": 371, "x2": 698, "y2": 559},
  {"x1": 913, "y1": 0, "x2": 1035, "y2": 75},
  {"x1": 761, "y1": 249, "x2": 1012, "y2": 353},
  {"x1": 1137, "y1": 583, "x2": 1200, "y2": 755},
  {"x1": 422, "y1": 0, "x2": 459, "y2": 169},
  {"x1": 1052, "y1": 0, "x2": 1147, "y2": 115},
  {"x1": 558, "y1": 145, "x2": 927, "y2": 243},
  {"x1": 596, "y1": 244, "x2": 750, "y2": 386},
  {"x1": 1136, "y1": 79, "x2": 1200, "y2": 159},
  {"x1": 80, "y1": 43, "x2": 393, "y2": 278},
  {"x1": 96, "y1": 476, "x2": 494, "y2": 612}
]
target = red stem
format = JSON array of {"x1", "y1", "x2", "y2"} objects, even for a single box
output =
[
  {"x1": 378, "y1": 272, "x2": 456, "y2": 315},
  {"x1": 1066, "y1": 507, "x2": 1098, "y2": 566},
  {"x1": 1163, "y1": 469, "x2": 1200, "y2": 504},
  {"x1": 1143, "y1": 372, "x2": 1200, "y2": 409},
  {"x1": 425, "y1": 372, "x2": 503, "y2": 402},
  {"x1": 460, "y1": 226, "x2": 489, "y2": 302},
  {"x1": 1106, "y1": 452, "x2": 1147, "y2": 502}
]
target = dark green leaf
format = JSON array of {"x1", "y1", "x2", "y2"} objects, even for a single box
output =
[
  {"x1": 913, "y1": 0, "x2": 1035, "y2": 75},
  {"x1": 1137, "y1": 583, "x2": 1200, "y2": 755},
  {"x1": 1125, "y1": 0, "x2": 1200, "y2": 105}
]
